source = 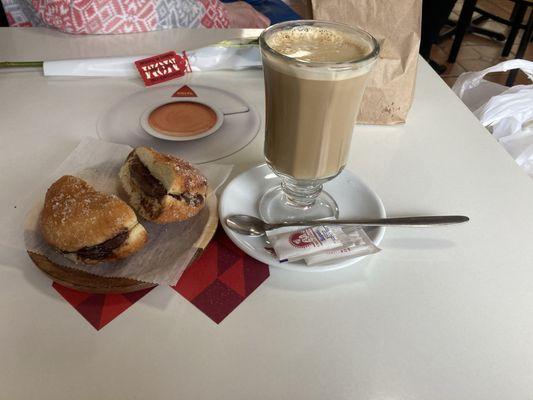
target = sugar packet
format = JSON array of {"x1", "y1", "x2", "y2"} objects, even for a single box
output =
[
  {"x1": 266, "y1": 226, "x2": 353, "y2": 263},
  {"x1": 304, "y1": 228, "x2": 381, "y2": 265}
]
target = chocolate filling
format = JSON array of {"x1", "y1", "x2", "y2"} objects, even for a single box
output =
[
  {"x1": 130, "y1": 155, "x2": 167, "y2": 198},
  {"x1": 129, "y1": 155, "x2": 204, "y2": 206},
  {"x1": 171, "y1": 192, "x2": 204, "y2": 207},
  {"x1": 73, "y1": 230, "x2": 129, "y2": 260},
  {"x1": 141, "y1": 196, "x2": 161, "y2": 220}
]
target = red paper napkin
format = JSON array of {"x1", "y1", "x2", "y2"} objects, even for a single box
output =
[
  {"x1": 53, "y1": 229, "x2": 269, "y2": 329},
  {"x1": 53, "y1": 283, "x2": 154, "y2": 330},
  {"x1": 172, "y1": 230, "x2": 270, "y2": 323}
]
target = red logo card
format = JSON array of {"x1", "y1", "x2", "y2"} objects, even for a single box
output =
[
  {"x1": 172, "y1": 85, "x2": 197, "y2": 97},
  {"x1": 134, "y1": 51, "x2": 188, "y2": 86}
]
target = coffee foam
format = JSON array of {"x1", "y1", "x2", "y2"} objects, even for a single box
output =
[
  {"x1": 267, "y1": 26, "x2": 370, "y2": 62},
  {"x1": 264, "y1": 26, "x2": 374, "y2": 80}
]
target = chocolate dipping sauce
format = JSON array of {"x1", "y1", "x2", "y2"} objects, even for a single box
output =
[{"x1": 148, "y1": 101, "x2": 218, "y2": 137}]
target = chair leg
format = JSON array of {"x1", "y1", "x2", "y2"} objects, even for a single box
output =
[
  {"x1": 506, "y1": 9, "x2": 533, "y2": 86},
  {"x1": 448, "y1": 0, "x2": 477, "y2": 63},
  {"x1": 502, "y1": 1, "x2": 527, "y2": 57},
  {"x1": 472, "y1": 15, "x2": 489, "y2": 25},
  {"x1": 470, "y1": 25, "x2": 506, "y2": 41}
]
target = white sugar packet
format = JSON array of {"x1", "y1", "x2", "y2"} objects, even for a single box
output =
[
  {"x1": 304, "y1": 228, "x2": 381, "y2": 266},
  {"x1": 266, "y1": 225, "x2": 354, "y2": 263},
  {"x1": 4, "y1": 137, "x2": 231, "y2": 286}
]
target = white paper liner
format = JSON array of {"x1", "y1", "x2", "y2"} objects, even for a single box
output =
[{"x1": 17, "y1": 138, "x2": 231, "y2": 286}]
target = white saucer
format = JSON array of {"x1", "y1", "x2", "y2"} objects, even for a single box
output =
[
  {"x1": 140, "y1": 99, "x2": 224, "y2": 141},
  {"x1": 97, "y1": 84, "x2": 260, "y2": 164},
  {"x1": 219, "y1": 164, "x2": 386, "y2": 272}
]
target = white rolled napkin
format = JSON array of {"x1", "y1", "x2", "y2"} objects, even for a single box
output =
[{"x1": 43, "y1": 43, "x2": 261, "y2": 77}]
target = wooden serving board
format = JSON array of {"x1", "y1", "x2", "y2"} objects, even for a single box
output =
[{"x1": 27, "y1": 196, "x2": 218, "y2": 294}]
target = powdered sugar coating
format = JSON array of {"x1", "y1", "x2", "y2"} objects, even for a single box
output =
[
  {"x1": 136, "y1": 147, "x2": 207, "y2": 194},
  {"x1": 40, "y1": 175, "x2": 138, "y2": 252},
  {"x1": 119, "y1": 148, "x2": 207, "y2": 223},
  {"x1": 152, "y1": 152, "x2": 206, "y2": 192},
  {"x1": 266, "y1": 26, "x2": 371, "y2": 63}
]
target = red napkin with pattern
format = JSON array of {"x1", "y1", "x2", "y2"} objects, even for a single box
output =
[
  {"x1": 54, "y1": 283, "x2": 154, "y2": 330},
  {"x1": 53, "y1": 229, "x2": 269, "y2": 329},
  {"x1": 172, "y1": 230, "x2": 270, "y2": 323}
]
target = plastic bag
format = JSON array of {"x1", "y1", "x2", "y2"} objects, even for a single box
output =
[{"x1": 452, "y1": 60, "x2": 533, "y2": 177}]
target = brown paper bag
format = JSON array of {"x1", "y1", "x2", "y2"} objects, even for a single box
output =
[{"x1": 311, "y1": 0, "x2": 421, "y2": 125}]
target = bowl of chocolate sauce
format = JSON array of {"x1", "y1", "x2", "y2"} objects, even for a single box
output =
[{"x1": 140, "y1": 99, "x2": 224, "y2": 141}]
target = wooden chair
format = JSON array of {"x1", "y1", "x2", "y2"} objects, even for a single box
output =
[{"x1": 447, "y1": 0, "x2": 533, "y2": 86}]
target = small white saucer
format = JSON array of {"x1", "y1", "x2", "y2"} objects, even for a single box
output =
[
  {"x1": 140, "y1": 99, "x2": 224, "y2": 142},
  {"x1": 97, "y1": 84, "x2": 260, "y2": 164},
  {"x1": 219, "y1": 164, "x2": 386, "y2": 272}
]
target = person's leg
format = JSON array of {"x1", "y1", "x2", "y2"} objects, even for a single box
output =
[
  {"x1": 421, "y1": 0, "x2": 457, "y2": 73},
  {"x1": 421, "y1": 0, "x2": 457, "y2": 58}
]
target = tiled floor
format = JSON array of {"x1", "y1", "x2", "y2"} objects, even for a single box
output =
[
  {"x1": 284, "y1": 0, "x2": 532, "y2": 87},
  {"x1": 435, "y1": 0, "x2": 532, "y2": 87}
]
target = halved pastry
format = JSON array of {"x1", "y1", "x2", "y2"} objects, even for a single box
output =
[
  {"x1": 40, "y1": 175, "x2": 148, "y2": 265},
  {"x1": 119, "y1": 147, "x2": 207, "y2": 223}
]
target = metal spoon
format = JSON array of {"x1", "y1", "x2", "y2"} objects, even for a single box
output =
[{"x1": 224, "y1": 214, "x2": 470, "y2": 236}]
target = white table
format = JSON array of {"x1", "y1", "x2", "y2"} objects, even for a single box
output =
[{"x1": 2, "y1": 28, "x2": 533, "y2": 400}]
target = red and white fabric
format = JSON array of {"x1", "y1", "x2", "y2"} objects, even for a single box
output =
[{"x1": 1, "y1": 0, "x2": 229, "y2": 32}]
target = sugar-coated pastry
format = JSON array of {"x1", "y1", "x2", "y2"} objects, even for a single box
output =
[
  {"x1": 40, "y1": 175, "x2": 148, "y2": 264},
  {"x1": 119, "y1": 147, "x2": 207, "y2": 223}
]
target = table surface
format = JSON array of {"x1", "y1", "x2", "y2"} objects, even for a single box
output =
[{"x1": 2, "y1": 27, "x2": 533, "y2": 400}]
